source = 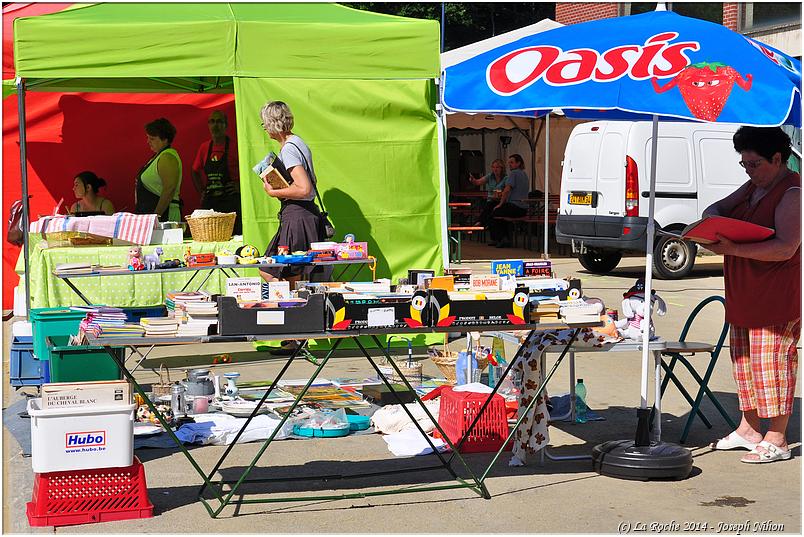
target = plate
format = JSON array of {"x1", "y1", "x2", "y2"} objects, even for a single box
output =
[{"x1": 219, "y1": 401, "x2": 269, "y2": 418}]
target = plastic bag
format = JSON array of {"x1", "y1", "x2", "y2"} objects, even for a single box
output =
[{"x1": 303, "y1": 408, "x2": 348, "y2": 429}]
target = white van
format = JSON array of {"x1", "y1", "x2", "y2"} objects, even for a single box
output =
[{"x1": 555, "y1": 120, "x2": 745, "y2": 279}]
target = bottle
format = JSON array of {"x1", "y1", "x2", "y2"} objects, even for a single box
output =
[{"x1": 575, "y1": 379, "x2": 588, "y2": 424}]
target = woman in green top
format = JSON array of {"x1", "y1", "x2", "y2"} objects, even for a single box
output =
[{"x1": 135, "y1": 117, "x2": 182, "y2": 222}]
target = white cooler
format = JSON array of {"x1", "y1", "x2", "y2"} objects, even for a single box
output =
[{"x1": 28, "y1": 398, "x2": 135, "y2": 473}]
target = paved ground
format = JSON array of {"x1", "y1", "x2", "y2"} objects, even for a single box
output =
[{"x1": 3, "y1": 251, "x2": 801, "y2": 533}]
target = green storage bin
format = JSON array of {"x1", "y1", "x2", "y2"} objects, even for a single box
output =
[
  {"x1": 46, "y1": 336, "x2": 123, "y2": 383},
  {"x1": 30, "y1": 308, "x2": 87, "y2": 363}
]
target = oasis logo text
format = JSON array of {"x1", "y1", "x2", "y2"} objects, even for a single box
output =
[{"x1": 487, "y1": 32, "x2": 700, "y2": 95}]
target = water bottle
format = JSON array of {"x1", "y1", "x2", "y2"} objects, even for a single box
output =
[{"x1": 575, "y1": 379, "x2": 588, "y2": 424}]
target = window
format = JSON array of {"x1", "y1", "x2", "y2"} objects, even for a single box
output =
[
  {"x1": 621, "y1": 3, "x2": 722, "y2": 23},
  {"x1": 742, "y1": 3, "x2": 802, "y2": 31}
]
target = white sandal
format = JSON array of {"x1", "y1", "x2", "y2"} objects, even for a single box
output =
[
  {"x1": 741, "y1": 440, "x2": 792, "y2": 464},
  {"x1": 711, "y1": 431, "x2": 759, "y2": 451}
]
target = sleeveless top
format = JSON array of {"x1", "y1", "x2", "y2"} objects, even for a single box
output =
[
  {"x1": 140, "y1": 147, "x2": 182, "y2": 220},
  {"x1": 724, "y1": 171, "x2": 801, "y2": 327}
]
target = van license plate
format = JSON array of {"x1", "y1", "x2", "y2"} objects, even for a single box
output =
[{"x1": 569, "y1": 192, "x2": 594, "y2": 206}]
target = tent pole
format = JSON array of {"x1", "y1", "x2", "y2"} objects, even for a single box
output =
[
  {"x1": 16, "y1": 78, "x2": 31, "y2": 318},
  {"x1": 435, "y1": 82, "x2": 450, "y2": 270},
  {"x1": 640, "y1": 115, "x2": 659, "y2": 423},
  {"x1": 543, "y1": 113, "x2": 550, "y2": 259}
]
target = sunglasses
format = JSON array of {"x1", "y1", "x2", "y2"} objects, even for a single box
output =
[{"x1": 738, "y1": 158, "x2": 766, "y2": 170}]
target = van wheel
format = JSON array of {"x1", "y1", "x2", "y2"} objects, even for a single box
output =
[
  {"x1": 578, "y1": 249, "x2": 622, "y2": 274},
  {"x1": 653, "y1": 235, "x2": 697, "y2": 279}
]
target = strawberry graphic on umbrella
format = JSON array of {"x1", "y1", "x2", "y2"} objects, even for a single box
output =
[{"x1": 652, "y1": 61, "x2": 752, "y2": 121}]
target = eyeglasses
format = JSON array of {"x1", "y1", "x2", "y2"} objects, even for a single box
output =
[{"x1": 739, "y1": 158, "x2": 766, "y2": 170}]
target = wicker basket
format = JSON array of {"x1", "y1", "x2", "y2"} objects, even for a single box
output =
[
  {"x1": 391, "y1": 360, "x2": 423, "y2": 384},
  {"x1": 428, "y1": 348, "x2": 488, "y2": 385},
  {"x1": 185, "y1": 212, "x2": 236, "y2": 242},
  {"x1": 151, "y1": 364, "x2": 173, "y2": 397}
]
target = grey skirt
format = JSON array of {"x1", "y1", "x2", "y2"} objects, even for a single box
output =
[{"x1": 261, "y1": 201, "x2": 331, "y2": 280}]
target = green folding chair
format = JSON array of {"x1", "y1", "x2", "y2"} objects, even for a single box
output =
[{"x1": 655, "y1": 295, "x2": 738, "y2": 444}]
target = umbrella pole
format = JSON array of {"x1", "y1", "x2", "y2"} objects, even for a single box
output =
[
  {"x1": 543, "y1": 114, "x2": 550, "y2": 259},
  {"x1": 638, "y1": 115, "x2": 660, "y2": 442},
  {"x1": 16, "y1": 78, "x2": 31, "y2": 319}
]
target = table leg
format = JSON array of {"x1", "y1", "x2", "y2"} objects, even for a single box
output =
[
  {"x1": 478, "y1": 328, "x2": 582, "y2": 482},
  {"x1": 60, "y1": 277, "x2": 93, "y2": 305},
  {"x1": 179, "y1": 269, "x2": 201, "y2": 292},
  {"x1": 653, "y1": 350, "x2": 662, "y2": 443},
  {"x1": 358, "y1": 336, "x2": 488, "y2": 498},
  {"x1": 101, "y1": 344, "x2": 224, "y2": 504}
]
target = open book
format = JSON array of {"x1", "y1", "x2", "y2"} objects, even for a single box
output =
[
  {"x1": 681, "y1": 215, "x2": 774, "y2": 245},
  {"x1": 259, "y1": 154, "x2": 293, "y2": 190}
]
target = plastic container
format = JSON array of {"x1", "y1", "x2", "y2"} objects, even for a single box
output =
[
  {"x1": 28, "y1": 398, "x2": 135, "y2": 473},
  {"x1": 437, "y1": 386, "x2": 511, "y2": 453},
  {"x1": 30, "y1": 308, "x2": 87, "y2": 363},
  {"x1": 26, "y1": 456, "x2": 153, "y2": 527},
  {"x1": 47, "y1": 336, "x2": 123, "y2": 383},
  {"x1": 9, "y1": 336, "x2": 47, "y2": 387},
  {"x1": 575, "y1": 378, "x2": 588, "y2": 424},
  {"x1": 293, "y1": 423, "x2": 350, "y2": 438},
  {"x1": 271, "y1": 253, "x2": 314, "y2": 264},
  {"x1": 347, "y1": 414, "x2": 371, "y2": 431}
]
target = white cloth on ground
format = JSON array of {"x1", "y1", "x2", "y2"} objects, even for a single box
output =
[
  {"x1": 383, "y1": 429, "x2": 449, "y2": 457},
  {"x1": 370, "y1": 399, "x2": 440, "y2": 434},
  {"x1": 174, "y1": 413, "x2": 292, "y2": 445}
]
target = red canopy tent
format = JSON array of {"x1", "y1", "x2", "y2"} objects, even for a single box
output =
[{"x1": 2, "y1": 3, "x2": 236, "y2": 310}]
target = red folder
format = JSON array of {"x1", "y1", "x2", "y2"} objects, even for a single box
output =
[{"x1": 681, "y1": 216, "x2": 774, "y2": 244}]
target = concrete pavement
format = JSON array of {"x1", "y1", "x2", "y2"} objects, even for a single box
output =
[{"x1": 3, "y1": 253, "x2": 800, "y2": 533}]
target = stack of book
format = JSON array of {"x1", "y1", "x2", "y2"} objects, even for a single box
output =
[
  {"x1": 140, "y1": 317, "x2": 180, "y2": 337},
  {"x1": 166, "y1": 290, "x2": 211, "y2": 321},
  {"x1": 559, "y1": 300, "x2": 602, "y2": 324},
  {"x1": 80, "y1": 308, "x2": 145, "y2": 339},
  {"x1": 177, "y1": 301, "x2": 219, "y2": 337},
  {"x1": 531, "y1": 301, "x2": 561, "y2": 323}
]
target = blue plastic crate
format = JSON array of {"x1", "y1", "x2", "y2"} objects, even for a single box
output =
[
  {"x1": 122, "y1": 306, "x2": 167, "y2": 324},
  {"x1": 9, "y1": 336, "x2": 47, "y2": 387}
]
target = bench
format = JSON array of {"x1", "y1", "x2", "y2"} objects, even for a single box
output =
[{"x1": 447, "y1": 226, "x2": 485, "y2": 263}]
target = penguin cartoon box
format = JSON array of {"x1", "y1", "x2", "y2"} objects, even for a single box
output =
[
  {"x1": 429, "y1": 286, "x2": 531, "y2": 327},
  {"x1": 326, "y1": 290, "x2": 430, "y2": 330}
]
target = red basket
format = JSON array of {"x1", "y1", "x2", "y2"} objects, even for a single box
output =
[
  {"x1": 26, "y1": 456, "x2": 153, "y2": 527},
  {"x1": 437, "y1": 387, "x2": 512, "y2": 453}
]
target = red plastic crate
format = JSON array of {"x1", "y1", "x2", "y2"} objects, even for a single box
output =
[
  {"x1": 26, "y1": 456, "x2": 153, "y2": 527},
  {"x1": 437, "y1": 387, "x2": 512, "y2": 453}
]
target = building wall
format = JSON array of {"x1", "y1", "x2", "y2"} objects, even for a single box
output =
[
  {"x1": 723, "y1": 3, "x2": 739, "y2": 30},
  {"x1": 555, "y1": 3, "x2": 619, "y2": 25}
]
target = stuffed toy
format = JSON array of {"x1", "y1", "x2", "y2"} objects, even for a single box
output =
[
  {"x1": 583, "y1": 297, "x2": 620, "y2": 339},
  {"x1": 614, "y1": 278, "x2": 667, "y2": 340}
]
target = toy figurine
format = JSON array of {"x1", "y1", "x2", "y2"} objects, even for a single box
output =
[
  {"x1": 614, "y1": 278, "x2": 667, "y2": 340},
  {"x1": 184, "y1": 246, "x2": 193, "y2": 266},
  {"x1": 155, "y1": 259, "x2": 184, "y2": 270},
  {"x1": 127, "y1": 246, "x2": 144, "y2": 271},
  {"x1": 343, "y1": 233, "x2": 355, "y2": 244},
  {"x1": 143, "y1": 247, "x2": 163, "y2": 270}
]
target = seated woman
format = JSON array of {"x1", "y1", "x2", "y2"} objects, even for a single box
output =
[
  {"x1": 469, "y1": 159, "x2": 506, "y2": 228},
  {"x1": 70, "y1": 171, "x2": 114, "y2": 215},
  {"x1": 489, "y1": 154, "x2": 530, "y2": 248},
  {"x1": 135, "y1": 117, "x2": 182, "y2": 222}
]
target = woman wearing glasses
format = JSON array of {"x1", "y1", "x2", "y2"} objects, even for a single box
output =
[{"x1": 703, "y1": 126, "x2": 800, "y2": 464}]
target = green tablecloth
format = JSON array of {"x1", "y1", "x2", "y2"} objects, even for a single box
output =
[{"x1": 16, "y1": 238, "x2": 250, "y2": 308}]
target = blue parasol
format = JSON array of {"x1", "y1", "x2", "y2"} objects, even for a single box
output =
[{"x1": 442, "y1": 8, "x2": 801, "y2": 479}]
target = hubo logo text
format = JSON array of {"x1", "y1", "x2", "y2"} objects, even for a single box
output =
[
  {"x1": 65, "y1": 430, "x2": 107, "y2": 452},
  {"x1": 487, "y1": 32, "x2": 700, "y2": 95}
]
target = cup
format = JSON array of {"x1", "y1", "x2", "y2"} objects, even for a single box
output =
[{"x1": 193, "y1": 396, "x2": 209, "y2": 414}]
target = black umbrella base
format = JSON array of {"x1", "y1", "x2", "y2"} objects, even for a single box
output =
[{"x1": 592, "y1": 439, "x2": 693, "y2": 481}]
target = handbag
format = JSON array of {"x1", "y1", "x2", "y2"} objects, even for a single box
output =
[{"x1": 286, "y1": 141, "x2": 335, "y2": 240}]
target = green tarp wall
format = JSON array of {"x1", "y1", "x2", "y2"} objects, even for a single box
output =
[{"x1": 13, "y1": 3, "x2": 445, "y2": 279}]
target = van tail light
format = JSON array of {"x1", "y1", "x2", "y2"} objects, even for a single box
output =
[{"x1": 625, "y1": 155, "x2": 639, "y2": 217}]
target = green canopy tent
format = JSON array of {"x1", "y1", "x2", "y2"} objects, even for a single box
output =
[{"x1": 13, "y1": 3, "x2": 446, "y2": 313}]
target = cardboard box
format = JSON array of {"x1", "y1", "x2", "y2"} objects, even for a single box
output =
[
  {"x1": 217, "y1": 294, "x2": 326, "y2": 336},
  {"x1": 149, "y1": 228, "x2": 184, "y2": 245},
  {"x1": 326, "y1": 291, "x2": 430, "y2": 330},
  {"x1": 361, "y1": 384, "x2": 415, "y2": 406},
  {"x1": 429, "y1": 287, "x2": 531, "y2": 327},
  {"x1": 41, "y1": 380, "x2": 131, "y2": 410}
]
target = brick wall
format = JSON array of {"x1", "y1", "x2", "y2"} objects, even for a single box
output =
[
  {"x1": 722, "y1": 3, "x2": 739, "y2": 30},
  {"x1": 555, "y1": 3, "x2": 619, "y2": 25}
]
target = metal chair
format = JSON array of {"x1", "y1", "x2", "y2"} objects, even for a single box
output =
[{"x1": 655, "y1": 295, "x2": 737, "y2": 444}]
